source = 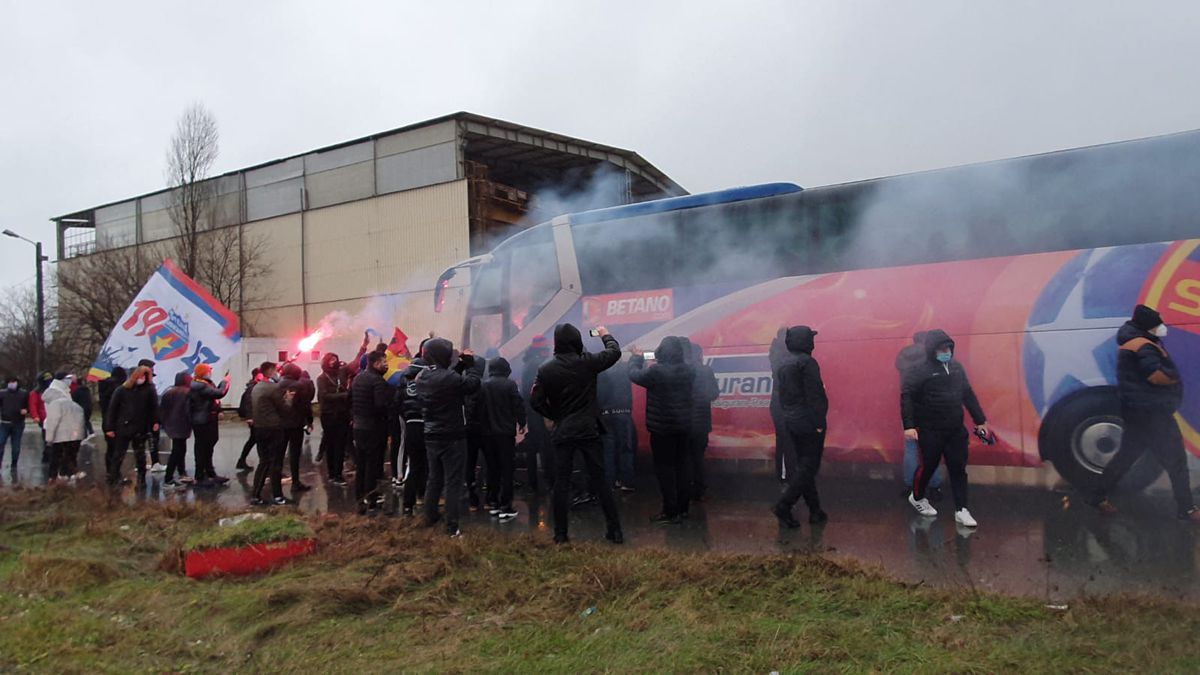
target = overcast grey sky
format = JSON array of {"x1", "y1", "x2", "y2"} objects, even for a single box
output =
[{"x1": 2, "y1": 1, "x2": 1199, "y2": 292}]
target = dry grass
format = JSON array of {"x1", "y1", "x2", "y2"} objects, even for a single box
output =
[{"x1": 0, "y1": 489, "x2": 1197, "y2": 673}]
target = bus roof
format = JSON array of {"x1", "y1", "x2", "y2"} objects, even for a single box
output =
[{"x1": 568, "y1": 182, "x2": 803, "y2": 226}]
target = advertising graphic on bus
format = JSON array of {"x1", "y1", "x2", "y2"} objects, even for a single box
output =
[{"x1": 436, "y1": 129, "x2": 1200, "y2": 493}]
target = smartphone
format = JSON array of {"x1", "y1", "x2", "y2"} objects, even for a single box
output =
[
  {"x1": 589, "y1": 328, "x2": 601, "y2": 337},
  {"x1": 643, "y1": 351, "x2": 655, "y2": 360}
]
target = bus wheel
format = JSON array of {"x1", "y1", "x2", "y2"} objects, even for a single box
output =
[{"x1": 1042, "y1": 387, "x2": 1163, "y2": 494}]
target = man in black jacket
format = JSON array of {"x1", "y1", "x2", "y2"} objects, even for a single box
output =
[
  {"x1": 630, "y1": 336, "x2": 694, "y2": 524},
  {"x1": 902, "y1": 328, "x2": 987, "y2": 528},
  {"x1": 480, "y1": 357, "x2": 526, "y2": 520},
  {"x1": 278, "y1": 363, "x2": 313, "y2": 492},
  {"x1": 235, "y1": 368, "x2": 260, "y2": 472},
  {"x1": 521, "y1": 335, "x2": 552, "y2": 491},
  {"x1": 0, "y1": 375, "x2": 29, "y2": 476},
  {"x1": 352, "y1": 351, "x2": 392, "y2": 512},
  {"x1": 188, "y1": 364, "x2": 230, "y2": 487},
  {"x1": 1088, "y1": 305, "x2": 1199, "y2": 521},
  {"x1": 771, "y1": 326, "x2": 829, "y2": 528},
  {"x1": 97, "y1": 366, "x2": 125, "y2": 433},
  {"x1": 317, "y1": 354, "x2": 351, "y2": 486},
  {"x1": 597, "y1": 359, "x2": 636, "y2": 491},
  {"x1": 531, "y1": 324, "x2": 624, "y2": 544},
  {"x1": 250, "y1": 362, "x2": 291, "y2": 506},
  {"x1": 399, "y1": 349, "x2": 431, "y2": 517},
  {"x1": 417, "y1": 338, "x2": 484, "y2": 536},
  {"x1": 682, "y1": 339, "x2": 720, "y2": 502}
]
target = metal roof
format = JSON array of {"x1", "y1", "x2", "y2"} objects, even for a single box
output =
[{"x1": 51, "y1": 111, "x2": 686, "y2": 224}]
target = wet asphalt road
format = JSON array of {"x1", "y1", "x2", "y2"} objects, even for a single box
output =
[{"x1": 3, "y1": 422, "x2": 1198, "y2": 604}]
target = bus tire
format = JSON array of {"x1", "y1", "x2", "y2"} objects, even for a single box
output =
[{"x1": 1041, "y1": 387, "x2": 1163, "y2": 494}]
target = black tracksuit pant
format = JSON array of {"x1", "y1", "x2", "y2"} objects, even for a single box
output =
[
  {"x1": 284, "y1": 427, "x2": 304, "y2": 485},
  {"x1": 650, "y1": 432, "x2": 691, "y2": 518},
  {"x1": 164, "y1": 437, "x2": 188, "y2": 482},
  {"x1": 776, "y1": 428, "x2": 824, "y2": 513},
  {"x1": 320, "y1": 417, "x2": 350, "y2": 481},
  {"x1": 424, "y1": 436, "x2": 466, "y2": 530},
  {"x1": 354, "y1": 426, "x2": 386, "y2": 501},
  {"x1": 553, "y1": 439, "x2": 621, "y2": 538},
  {"x1": 238, "y1": 427, "x2": 256, "y2": 466},
  {"x1": 486, "y1": 434, "x2": 516, "y2": 509},
  {"x1": 388, "y1": 417, "x2": 404, "y2": 480},
  {"x1": 401, "y1": 421, "x2": 427, "y2": 509},
  {"x1": 1097, "y1": 408, "x2": 1195, "y2": 514},
  {"x1": 193, "y1": 422, "x2": 219, "y2": 481},
  {"x1": 912, "y1": 426, "x2": 970, "y2": 510},
  {"x1": 465, "y1": 431, "x2": 486, "y2": 504},
  {"x1": 688, "y1": 431, "x2": 710, "y2": 500},
  {"x1": 251, "y1": 428, "x2": 286, "y2": 500},
  {"x1": 106, "y1": 435, "x2": 133, "y2": 484}
]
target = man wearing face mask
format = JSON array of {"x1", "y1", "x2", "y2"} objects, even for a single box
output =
[
  {"x1": 902, "y1": 329, "x2": 987, "y2": 528},
  {"x1": 0, "y1": 376, "x2": 29, "y2": 476},
  {"x1": 1088, "y1": 305, "x2": 1200, "y2": 521}
]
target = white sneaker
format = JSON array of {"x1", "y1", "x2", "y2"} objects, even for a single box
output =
[
  {"x1": 955, "y1": 508, "x2": 978, "y2": 528},
  {"x1": 150, "y1": 463, "x2": 166, "y2": 473},
  {"x1": 74, "y1": 471, "x2": 87, "y2": 480},
  {"x1": 498, "y1": 509, "x2": 518, "y2": 521},
  {"x1": 908, "y1": 493, "x2": 938, "y2": 517}
]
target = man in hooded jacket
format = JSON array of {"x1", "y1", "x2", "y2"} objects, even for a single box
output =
[
  {"x1": 681, "y1": 338, "x2": 720, "y2": 502},
  {"x1": 521, "y1": 335, "x2": 552, "y2": 491},
  {"x1": 352, "y1": 351, "x2": 392, "y2": 511},
  {"x1": 630, "y1": 336, "x2": 695, "y2": 523},
  {"x1": 416, "y1": 338, "x2": 484, "y2": 535},
  {"x1": 530, "y1": 324, "x2": 624, "y2": 544},
  {"x1": 278, "y1": 363, "x2": 314, "y2": 492},
  {"x1": 896, "y1": 332, "x2": 944, "y2": 498},
  {"x1": 317, "y1": 353, "x2": 352, "y2": 486},
  {"x1": 771, "y1": 326, "x2": 829, "y2": 527},
  {"x1": 1088, "y1": 305, "x2": 1200, "y2": 521},
  {"x1": 901, "y1": 328, "x2": 987, "y2": 528},
  {"x1": 159, "y1": 372, "x2": 193, "y2": 486},
  {"x1": 399, "y1": 346, "x2": 431, "y2": 516},
  {"x1": 188, "y1": 364, "x2": 230, "y2": 487}
]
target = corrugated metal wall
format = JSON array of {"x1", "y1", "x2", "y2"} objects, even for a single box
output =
[
  {"x1": 304, "y1": 180, "x2": 470, "y2": 301},
  {"x1": 242, "y1": 213, "x2": 303, "y2": 310}
]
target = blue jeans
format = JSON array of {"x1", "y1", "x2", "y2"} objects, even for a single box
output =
[
  {"x1": 601, "y1": 413, "x2": 636, "y2": 486},
  {"x1": 0, "y1": 421, "x2": 25, "y2": 471},
  {"x1": 904, "y1": 437, "x2": 943, "y2": 489}
]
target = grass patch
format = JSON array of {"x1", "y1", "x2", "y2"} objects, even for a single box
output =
[
  {"x1": 0, "y1": 489, "x2": 1196, "y2": 673},
  {"x1": 184, "y1": 514, "x2": 313, "y2": 552}
]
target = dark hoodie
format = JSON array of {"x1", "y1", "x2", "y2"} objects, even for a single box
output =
[
  {"x1": 530, "y1": 324, "x2": 621, "y2": 442},
  {"x1": 278, "y1": 363, "x2": 313, "y2": 429},
  {"x1": 774, "y1": 326, "x2": 829, "y2": 433},
  {"x1": 415, "y1": 338, "x2": 484, "y2": 439},
  {"x1": 629, "y1": 336, "x2": 694, "y2": 435},
  {"x1": 98, "y1": 367, "x2": 126, "y2": 420},
  {"x1": 681, "y1": 338, "x2": 720, "y2": 434},
  {"x1": 1116, "y1": 305, "x2": 1183, "y2": 412},
  {"x1": 900, "y1": 328, "x2": 986, "y2": 431},
  {"x1": 480, "y1": 357, "x2": 527, "y2": 436},
  {"x1": 159, "y1": 373, "x2": 193, "y2": 440},
  {"x1": 316, "y1": 354, "x2": 351, "y2": 423},
  {"x1": 188, "y1": 376, "x2": 229, "y2": 426}
]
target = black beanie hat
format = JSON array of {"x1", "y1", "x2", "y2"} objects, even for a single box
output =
[{"x1": 1131, "y1": 304, "x2": 1163, "y2": 332}]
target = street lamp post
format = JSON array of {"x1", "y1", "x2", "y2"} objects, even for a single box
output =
[{"x1": 3, "y1": 229, "x2": 48, "y2": 377}]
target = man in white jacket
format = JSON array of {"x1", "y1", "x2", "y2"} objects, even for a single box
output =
[{"x1": 44, "y1": 377, "x2": 85, "y2": 482}]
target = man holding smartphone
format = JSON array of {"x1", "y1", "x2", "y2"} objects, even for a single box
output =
[{"x1": 530, "y1": 324, "x2": 624, "y2": 545}]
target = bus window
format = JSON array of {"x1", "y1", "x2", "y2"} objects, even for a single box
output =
[
  {"x1": 469, "y1": 261, "x2": 504, "y2": 310},
  {"x1": 468, "y1": 312, "x2": 504, "y2": 354},
  {"x1": 506, "y1": 227, "x2": 559, "y2": 336}
]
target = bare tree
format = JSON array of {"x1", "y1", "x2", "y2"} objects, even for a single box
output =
[
  {"x1": 55, "y1": 247, "x2": 156, "y2": 369},
  {"x1": 0, "y1": 284, "x2": 70, "y2": 383},
  {"x1": 166, "y1": 102, "x2": 219, "y2": 279},
  {"x1": 194, "y1": 226, "x2": 271, "y2": 335}
]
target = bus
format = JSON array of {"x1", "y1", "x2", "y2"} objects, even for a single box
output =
[{"x1": 434, "y1": 130, "x2": 1200, "y2": 493}]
